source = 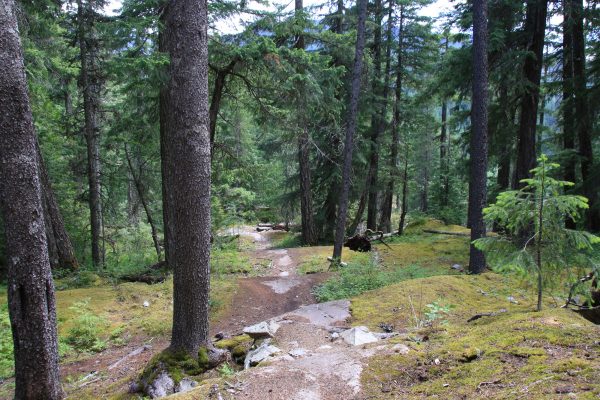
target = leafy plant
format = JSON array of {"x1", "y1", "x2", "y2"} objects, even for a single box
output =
[
  {"x1": 474, "y1": 155, "x2": 600, "y2": 311},
  {"x1": 0, "y1": 304, "x2": 14, "y2": 378},
  {"x1": 66, "y1": 299, "x2": 108, "y2": 352}
]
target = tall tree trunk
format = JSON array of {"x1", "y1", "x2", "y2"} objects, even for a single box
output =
[
  {"x1": 295, "y1": 0, "x2": 318, "y2": 245},
  {"x1": 380, "y1": 5, "x2": 404, "y2": 233},
  {"x1": 398, "y1": 145, "x2": 409, "y2": 235},
  {"x1": 420, "y1": 143, "x2": 430, "y2": 213},
  {"x1": 78, "y1": 0, "x2": 104, "y2": 268},
  {"x1": 332, "y1": 0, "x2": 367, "y2": 261},
  {"x1": 209, "y1": 59, "x2": 237, "y2": 150},
  {"x1": 563, "y1": 0, "x2": 577, "y2": 229},
  {"x1": 365, "y1": 0, "x2": 384, "y2": 230},
  {"x1": 571, "y1": 0, "x2": 599, "y2": 230},
  {"x1": 0, "y1": 2, "x2": 63, "y2": 397},
  {"x1": 514, "y1": 0, "x2": 547, "y2": 188},
  {"x1": 440, "y1": 100, "x2": 449, "y2": 206},
  {"x1": 125, "y1": 145, "x2": 162, "y2": 261},
  {"x1": 161, "y1": 0, "x2": 211, "y2": 356},
  {"x1": 468, "y1": 0, "x2": 489, "y2": 274},
  {"x1": 37, "y1": 141, "x2": 79, "y2": 270}
]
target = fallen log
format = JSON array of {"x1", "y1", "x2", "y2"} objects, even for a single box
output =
[
  {"x1": 423, "y1": 229, "x2": 470, "y2": 237},
  {"x1": 467, "y1": 309, "x2": 507, "y2": 322},
  {"x1": 120, "y1": 261, "x2": 169, "y2": 284}
]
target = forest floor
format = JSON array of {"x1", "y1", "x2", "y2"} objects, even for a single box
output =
[{"x1": 0, "y1": 221, "x2": 599, "y2": 399}]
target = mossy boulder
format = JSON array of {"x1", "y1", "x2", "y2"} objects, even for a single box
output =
[
  {"x1": 214, "y1": 334, "x2": 253, "y2": 363},
  {"x1": 136, "y1": 345, "x2": 227, "y2": 398}
]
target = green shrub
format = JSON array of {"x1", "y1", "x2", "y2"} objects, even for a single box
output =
[
  {"x1": 0, "y1": 304, "x2": 14, "y2": 378},
  {"x1": 315, "y1": 256, "x2": 442, "y2": 302},
  {"x1": 66, "y1": 299, "x2": 107, "y2": 352}
]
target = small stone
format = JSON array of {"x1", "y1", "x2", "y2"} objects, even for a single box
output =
[
  {"x1": 507, "y1": 296, "x2": 519, "y2": 304},
  {"x1": 340, "y1": 326, "x2": 379, "y2": 346},
  {"x1": 318, "y1": 345, "x2": 332, "y2": 350},
  {"x1": 555, "y1": 385, "x2": 575, "y2": 394},
  {"x1": 289, "y1": 348, "x2": 308, "y2": 358},
  {"x1": 243, "y1": 320, "x2": 280, "y2": 339},
  {"x1": 434, "y1": 358, "x2": 440, "y2": 365},
  {"x1": 392, "y1": 343, "x2": 410, "y2": 354},
  {"x1": 175, "y1": 378, "x2": 197, "y2": 393},
  {"x1": 443, "y1": 383, "x2": 450, "y2": 387},
  {"x1": 331, "y1": 332, "x2": 340, "y2": 340},
  {"x1": 451, "y1": 264, "x2": 462, "y2": 270},
  {"x1": 244, "y1": 341, "x2": 281, "y2": 369},
  {"x1": 143, "y1": 301, "x2": 150, "y2": 307}
]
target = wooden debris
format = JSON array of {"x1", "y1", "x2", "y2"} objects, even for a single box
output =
[
  {"x1": 423, "y1": 229, "x2": 470, "y2": 237},
  {"x1": 467, "y1": 309, "x2": 507, "y2": 322}
]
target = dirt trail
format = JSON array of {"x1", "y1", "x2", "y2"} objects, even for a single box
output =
[{"x1": 212, "y1": 228, "x2": 329, "y2": 335}]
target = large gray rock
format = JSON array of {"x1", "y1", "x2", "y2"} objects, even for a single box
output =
[
  {"x1": 175, "y1": 378, "x2": 197, "y2": 393},
  {"x1": 146, "y1": 371, "x2": 174, "y2": 398},
  {"x1": 243, "y1": 320, "x2": 280, "y2": 338},
  {"x1": 244, "y1": 341, "x2": 281, "y2": 369},
  {"x1": 340, "y1": 326, "x2": 379, "y2": 346}
]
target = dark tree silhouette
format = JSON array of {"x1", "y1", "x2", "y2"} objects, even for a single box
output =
[
  {"x1": 0, "y1": 0, "x2": 63, "y2": 397},
  {"x1": 468, "y1": 0, "x2": 489, "y2": 274}
]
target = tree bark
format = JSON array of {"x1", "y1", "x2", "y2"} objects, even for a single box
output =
[
  {"x1": 209, "y1": 59, "x2": 237, "y2": 150},
  {"x1": 0, "y1": 1, "x2": 63, "y2": 397},
  {"x1": 161, "y1": 0, "x2": 211, "y2": 356},
  {"x1": 468, "y1": 0, "x2": 489, "y2": 274},
  {"x1": 398, "y1": 145, "x2": 409, "y2": 235},
  {"x1": 78, "y1": 0, "x2": 105, "y2": 268},
  {"x1": 365, "y1": 0, "x2": 385, "y2": 230},
  {"x1": 571, "y1": 0, "x2": 599, "y2": 230},
  {"x1": 295, "y1": 0, "x2": 318, "y2": 245},
  {"x1": 514, "y1": 0, "x2": 547, "y2": 188},
  {"x1": 37, "y1": 141, "x2": 79, "y2": 271},
  {"x1": 332, "y1": 0, "x2": 368, "y2": 261},
  {"x1": 380, "y1": 4, "x2": 404, "y2": 233},
  {"x1": 440, "y1": 100, "x2": 449, "y2": 207},
  {"x1": 562, "y1": 0, "x2": 577, "y2": 229}
]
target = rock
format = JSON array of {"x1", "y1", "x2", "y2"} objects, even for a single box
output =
[
  {"x1": 143, "y1": 301, "x2": 150, "y2": 308},
  {"x1": 392, "y1": 343, "x2": 410, "y2": 354},
  {"x1": 555, "y1": 385, "x2": 575, "y2": 394},
  {"x1": 330, "y1": 332, "x2": 340, "y2": 341},
  {"x1": 378, "y1": 322, "x2": 394, "y2": 332},
  {"x1": 289, "y1": 348, "x2": 308, "y2": 358},
  {"x1": 243, "y1": 320, "x2": 280, "y2": 339},
  {"x1": 318, "y1": 345, "x2": 332, "y2": 350},
  {"x1": 451, "y1": 264, "x2": 463, "y2": 271},
  {"x1": 340, "y1": 326, "x2": 379, "y2": 346},
  {"x1": 507, "y1": 296, "x2": 519, "y2": 304},
  {"x1": 175, "y1": 378, "x2": 197, "y2": 393},
  {"x1": 146, "y1": 371, "x2": 174, "y2": 398},
  {"x1": 214, "y1": 332, "x2": 227, "y2": 340},
  {"x1": 244, "y1": 341, "x2": 281, "y2": 369},
  {"x1": 373, "y1": 332, "x2": 398, "y2": 340}
]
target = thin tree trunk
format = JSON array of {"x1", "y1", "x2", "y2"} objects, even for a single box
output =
[
  {"x1": 0, "y1": 1, "x2": 63, "y2": 396},
  {"x1": 78, "y1": 0, "x2": 105, "y2": 268},
  {"x1": 440, "y1": 101, "x2": 449, "y2": 207},
  {"x1": 563, "y1": 0, "x2": 577, "y2": 229},
  {"x1": 571, "y1": 0, "x2": 599, "y2": 230},
  {"x1": 398, "y1": 145, "x2": 409, "y2": 235},
  {"x1": 124, "y1": 145, "x2": 162, "y2": 261},
  {"x1": 209, "y1": 59, "x2": 237, "y2": 150},
  {"x1": 295, "y1": 0, "x2": 317, "y2": 245},
  {"x1": 381, "y1": 5, "x2": 404, "y2": 233},
  {"x1": 468, "y1": 0, "x2": 489, "y2": 274},
  {"x1": 420, "y1": 144, "x2": 430, "y2": 213},
  {"x1": 332, "y1": 0, "x2": 368, "y2": 261},
  {"x1": 514, "y1": 0, "x2": 547, "y2": 188},
  {"x1": 161, "y1": 0, "x2": 211, "y2": 356},
  {"x1": 366, "y1": 0, "x2": 384, "y2": 230},
  {"x1": 37, "y1": 141, "x2": 79, "y2": 270}
]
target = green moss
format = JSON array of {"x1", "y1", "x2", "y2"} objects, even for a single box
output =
[
  {"x1": 214, "y1": 334, "x2": 253, "y2": 361},
  {"x1": 355, "y1": 274, "x2": 600, "y2": 399},
  {"x1": 140, "y1": 349, "x2": 205, "y2": 387},
  {"x1": 197, "y1": 347, "x2": 210, "y2": 371}
]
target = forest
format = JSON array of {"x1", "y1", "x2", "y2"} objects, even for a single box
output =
[{"x1": 0, "y1": 0, "x2": 599, "y2": 397}]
